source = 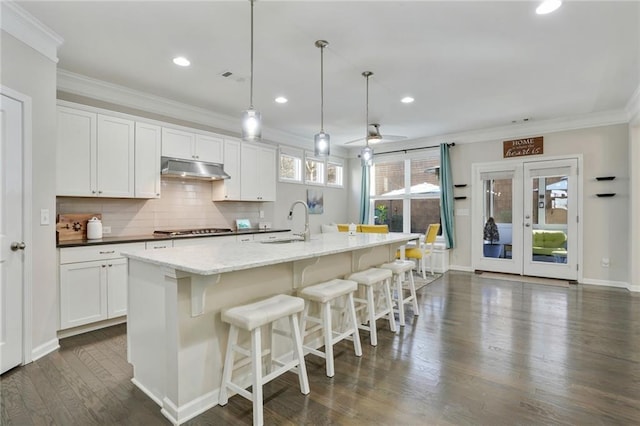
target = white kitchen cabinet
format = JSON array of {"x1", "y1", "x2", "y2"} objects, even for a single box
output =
[
  {"x1": 145, "y1": 240, "x2": 173, "y2": 250},
  {"x1": 241, "y1": 143, "x2": 276, "y2": 201},
  {"x1": 97, "y1": 114, "x2": 135, "y2": 197},
  {"x1": 57, "y1": 107, "x2": 135, "y2": 197},
  {"x1": 162, "y1": 127, "x2": 223, "y2": 163},
  {"x1": 59, "y1": 243, "x2": 144, "y2": 331},
  {"x1": 57, "y1": 106, "x2": 97, "y2": 196},
  {"x1": 60, "y1": 260, "x2": 107, "y2": 329},
  {"x1": 135, "y1": 122, "x2": 162, "y2": 198},
  {"x1": 236, "y1": 234, "x2": 253, "y2": 243},
  {"x1": 173, "y1": 235, "x2": 237, "y2": 247},
  {"x1": 214, "y1": 142, "x2": 276, "y2": 202},
  {"x1": 212, "y1": 138, "x2": 241, "y2": 200}
]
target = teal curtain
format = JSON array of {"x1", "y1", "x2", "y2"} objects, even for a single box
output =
[
  {"x1": 359, "y1": 165, "x2": 370, "y2": 224},
  {"x1": 439, "y1": 144, "x2": 455, "y2": 248}
]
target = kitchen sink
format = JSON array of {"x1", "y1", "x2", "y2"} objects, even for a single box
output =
[{"x1": 260, "y1": 237, "x2": 305, "y2": 244}]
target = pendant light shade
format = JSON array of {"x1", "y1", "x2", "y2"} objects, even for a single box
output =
[
  {"x1": 241, "y1": 0, "x2": 261, "y2": 142},
  {"x1": 314, "y1": 40, "x2": 330, "y2": 156},
  {"x1": 360, "y1": 71, "x2": 374, "y2": 167}
]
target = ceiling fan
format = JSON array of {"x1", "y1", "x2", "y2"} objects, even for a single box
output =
[{"x1": 344, "y1": 123, "x2": 407, "y2": 145}]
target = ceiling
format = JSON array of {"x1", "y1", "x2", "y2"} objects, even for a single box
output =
[{"x1": 15, "y1": 1, "x2": 640, "y2": 150}]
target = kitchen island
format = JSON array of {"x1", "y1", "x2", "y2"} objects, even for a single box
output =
[{"x1": 122, "y1": 232, "x2": 418, "y2": 425}]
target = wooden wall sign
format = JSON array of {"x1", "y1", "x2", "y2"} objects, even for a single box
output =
[{"x1": 503, "y1": 136, "x2": 543, "y2": 158}]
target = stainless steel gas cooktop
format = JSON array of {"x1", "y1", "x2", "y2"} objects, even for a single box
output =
[{"x1": 153, "y1": 228, "x2": 233, "y2": 237}]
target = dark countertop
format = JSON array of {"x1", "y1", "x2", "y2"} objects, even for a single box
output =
[{"x1": 57, "y1": 228, "x2": 291, "y2": 248}]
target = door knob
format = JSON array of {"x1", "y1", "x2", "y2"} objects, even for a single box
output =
[{"x1": 10, "y1": 242, "x2": 26, "y2": 251}]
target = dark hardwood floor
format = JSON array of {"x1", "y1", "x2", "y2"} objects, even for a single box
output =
[{"x1": 3, "y1": 271, "x2": 639, "y2": 425}]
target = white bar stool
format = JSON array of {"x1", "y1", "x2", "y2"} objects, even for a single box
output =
[
  {"x1": 346, "y1": 268, "x2": 397, "y2": 346},
  {"x1": 219, "y1": 294, "x2": 310, "y2": 426},
  {"x1": 298, "y1": 279, "x2": 363, "y2": 377},
  {"x1": 379, "y1": 260, "x2": 420, "y2": 326}
]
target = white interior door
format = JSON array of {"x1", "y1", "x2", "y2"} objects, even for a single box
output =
[
  {"x1": 1, "y1": 93, "x2": 24, "y2": 374},
  {"x1": 472, "y1": 157, "x2": 579, "y2": 281}
]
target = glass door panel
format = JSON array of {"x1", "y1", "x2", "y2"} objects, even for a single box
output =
[
  {"x1": 523, "y1": 159, "x2": 578, "y2": 280},
  {"x1": 473, "y1": 166, "x2": 522, "y2": 275}
]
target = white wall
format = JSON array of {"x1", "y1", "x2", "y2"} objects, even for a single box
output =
[
  {"x1": 449, "y1": 124, "x2": 630, "y2": 284},
  {"x1": 1, "y1": 32, "x2": 59, "y2": 353},
  {"x1": 273, "y1": 182, "x2": 349, "y2": 234}
]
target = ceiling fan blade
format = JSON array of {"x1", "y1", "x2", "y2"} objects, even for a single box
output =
[{"x1": 344, "y1": 137, "x2": 367, "y2": 145}]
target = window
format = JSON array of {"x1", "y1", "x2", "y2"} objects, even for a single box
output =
[
  {"x1": 370, "y1": 153, "x2": 441, "y2": 234},
  {"x1": 305, "y1": 155, "x2": 325, "y2": 185},
  {"x1": 279, "y1": 147, "x2": 302, "y2": 183},
  {"x1": 327, "y1": 161, "x2": 343, "y2": 187}
]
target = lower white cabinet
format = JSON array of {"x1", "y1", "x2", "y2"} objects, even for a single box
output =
[{"x1": 59, "y1": 243, "x2": 144, "y2": 330}]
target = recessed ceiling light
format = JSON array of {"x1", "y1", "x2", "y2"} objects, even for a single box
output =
[
  {"x1": 536, "y1": 0, "x2": 562, "y2": 15},
  {"x1": 275, "y1": 96, "x2": 288, "y2": 104},
  {"x1": 401, "y1": 96, "x2": 415, "y2": 104},
  {"x1": 173, "y1": 56, "x2": 191, "y2": 67}
]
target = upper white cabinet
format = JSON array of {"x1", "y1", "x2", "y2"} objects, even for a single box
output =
[
  {"x1": 135, "y1": 122, "x2": 161, "y2": 198},
  {"x1": 241, "y1": 143, "x2": 276, "y2": 201},
  {"x1": 213, "y1": 141, "x2": 276, "y2": 202},
  {"x1": 97, "y1": 115, "x2": 135, "y2": 197},
  {"x1": 57, "y1": 106, "x2": 135, "y2": 197},
  {"x1": 57, "y1": 107, "x2": 97, "y2": 196},
  {"x1": 161, "y1": 127, "x2": 223, "y2": 163},
  {"x1": 212, "y1": 138, "x2": 241, "y2": 200}
]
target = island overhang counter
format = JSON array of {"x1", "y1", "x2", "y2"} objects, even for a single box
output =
[{"x1": 122, "y1": 232, "x2": 419, "y2": 425}]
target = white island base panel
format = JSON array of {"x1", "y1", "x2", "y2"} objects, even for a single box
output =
[{"x1": 124, "y1": 233, "x2": 418, "y2": 425}]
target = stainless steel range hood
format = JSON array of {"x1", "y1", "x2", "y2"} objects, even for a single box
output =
[{"x1": 161, "y1": 157, "x2": 231, "y2": 180}]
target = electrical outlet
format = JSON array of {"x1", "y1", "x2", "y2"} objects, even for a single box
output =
[
  {"x1": 102, "y1": 226, "x2": 112, "y2": 234},
  {"x1": 259, "y1": 210, "x2": 265, "y2": 218},
  {"x1": 40, "y1": 209, "x2": 50, "y2": 225},
  {"x1": 601, "y1": 257, "x2": 610, "y2": 268}
]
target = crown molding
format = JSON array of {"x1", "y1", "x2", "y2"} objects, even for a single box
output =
[
  {"x1": 56, "y1": 69, "x2": 316, "y2": 149},
  {"x1": 1, "y1": 1, "x2": 63, "y2": 63},
  {"x1": 357, "y1": 108, "x2": 631, "y2": 156}
]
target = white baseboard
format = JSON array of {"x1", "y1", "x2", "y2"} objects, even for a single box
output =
[
  {"x1": 581, "y1": 278, "x2": 630, "y2": 290},
  {"x1": 31, "y1": 338, "x2": 59, "y2": 362},
  {"x1": 448, "y1": 265, "x2": 474, "y2": 272},
  {"x1": 162, "y1": 390, "x2": 219, "y2": 426}
]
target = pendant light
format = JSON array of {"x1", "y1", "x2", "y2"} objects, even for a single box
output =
[
  {"x1": 314, "y1": 40, "x2": 330, "y2": 156},
  {"x1": 241, "y1": 0, "x2": 261, "y2": 141},
  {"x1": 360, "y1": 71, "x2": 374, "y2": 167}
]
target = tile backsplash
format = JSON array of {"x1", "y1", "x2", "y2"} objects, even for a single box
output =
[{"x1": 56, "y1": 178, "x2": 272, "y2": 236}]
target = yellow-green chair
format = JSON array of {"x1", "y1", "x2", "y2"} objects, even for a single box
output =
[{"x1": 405, "y1": 223, "x2": 440, "y2": 279}]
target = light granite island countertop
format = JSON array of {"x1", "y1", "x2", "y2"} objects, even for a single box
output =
[{"x1": 122, "y1": 232, "x2": 419, "y2": 425}]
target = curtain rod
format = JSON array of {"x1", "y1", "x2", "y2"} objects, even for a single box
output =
[{"x1": 372, "y1": 142, "x2": 455, "y2": 157}]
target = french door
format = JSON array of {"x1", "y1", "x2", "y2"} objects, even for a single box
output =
[{"x1": 472, "y1": 157, "x2": 580, "y2": 281}]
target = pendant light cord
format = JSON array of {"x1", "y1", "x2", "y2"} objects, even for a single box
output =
[
  {"x1": 249, "y1": 0, "x2": 255, "y2": 109},
  {"x1": 320, "y1": 43, "x2": 324, "y2": 132},
  {"x1": 363, "y1": 71, "x2": 373, "y2": 148}
]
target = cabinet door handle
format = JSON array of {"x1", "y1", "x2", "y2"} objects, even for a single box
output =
[
  {"x1": 102, "y1": 264, "x2": 106, "y2": 268},
  {"x1": 108, "y1": 264, "x2": 113, "y2": 267},
  {"x1": 98, "y1": 190, "x2": 103, "y2": 194},
  {"x1": 99, "y1": 250, "x2": 115, "y2": 254}
]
